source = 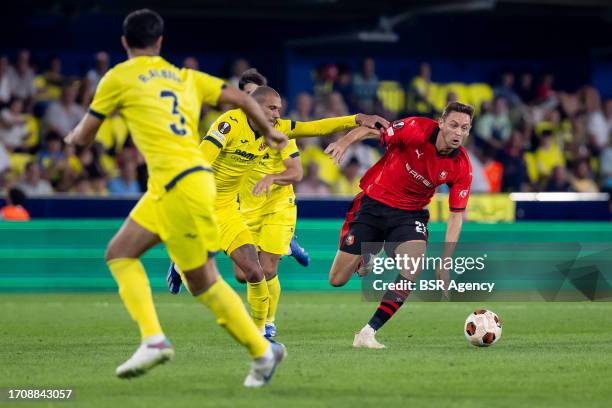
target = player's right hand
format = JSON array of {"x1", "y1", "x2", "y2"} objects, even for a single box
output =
[
  {"x1": 356, "y1": 114, "x2": 390, "y2": 130},
  {"x1": 264, "y1": 128, "x2": 288, "y2": 150}
]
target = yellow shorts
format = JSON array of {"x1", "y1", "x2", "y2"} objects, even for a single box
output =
[
  {"x1": 215, "y1": 198, "x2": 255, "y2": 255},
  {"x1": 243, "y1": 206, "x2": 296, "y2": 255},
  {"x1": 130, "y1": 170, "x2": 219, "y2": 271}
]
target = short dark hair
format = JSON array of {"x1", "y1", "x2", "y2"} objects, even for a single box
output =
[
  {"x1": 238, "y1": 68, "x2": 268, "y2": 90},
  {"x1": 250, "y1": 86, "x2": 280, "y2": 103},
  {"x1": 441, "y1": 102, "x2": 475, "y2": 120},
  {"x1": 123, "y1": 9, "x2": 164, "y2": 49},
  {"x1": 8, "y1": 187, "x2": 26, "y2": 206}
]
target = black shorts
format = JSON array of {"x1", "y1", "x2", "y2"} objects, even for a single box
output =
[{"x1": 338, "y1": 192, "x2": 429, "y2": 255}]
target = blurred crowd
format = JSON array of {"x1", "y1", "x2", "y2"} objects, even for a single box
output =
[{"x1": 1, "y1": 51, "x2": 611, "y2": 204}]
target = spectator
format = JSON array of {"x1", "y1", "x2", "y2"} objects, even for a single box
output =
[
  {"x1": 408, "y1": 62, "x2": 434, "y2": 114},
  {"x1": 498, "y1": 130, "x2": 528, "y2": 192},
  {"x1": 481, "y1": 147, "x2": 504, "y2": 193},
  {"x1": 466, "y1": 148, "x2": 490, "y2": 192},
  {"x1": 289, "y1": 92, "x2": 314, "y2": 122},
  {"x1": 295, "y1": 162, "x2": 331, "y2": 196},
  {"x1": 333, "y1": 157, "x2": 361, "y2": 196},
  {"x1": 584, "y1": 87, "x2": 608, "y2": 151},
  {"x1": 536, "y1": 73, "x2": 555, "y2": 102},
  {"x1": 108, "y1": 159, "x2": 140, "y2": 195},
  {"x1": 0, "y1": 56, "x2": 10, "y2": 105},
  {"x1": 182, "y1": 56, "x2": 199, "y2": 70},
  {"x1": 545, "y1": 166, "x2": 571, "y2": 192},
  {"x1": 85, "y1": 51, "x2": 110, "y2": 95},
  {"x1": 0, "y1": 142, "x2": 10, "y2": 176},
  {"x1": 7, "y1": 50, "x2": 36, "y2": 101},
  {"x1": 351, "y1": 57, "x2": 379, "y2": 114},
  {"x1": 315, "y1": 92, "x2": 349, "y2": 119},
  {"x1": 228, "y1": 58, "x2": 250, "y2": 88},
  {"x1": 38, "y1": 56, "x2": 64, "y2": 101},
  {"x1": 517, "y1": 72, "x2": 536, "y2": 105},
  {"x1": 600, "y1": 135, "x2": 612, "y2": 193},
  {"x1": 16, "y1": 161, "x2": 53, "y2": 196},
  {"x1": 44, "y1": 82, "x2": 84, "y2": 137},
  {"x1": 605, "y1": 99, "x2": 612, "y2": 136},
  {"x1": 475, "y1": 97, "x2": 512, "y2": 150},
  {"x1": 570, "y1": 161, "x2": 598, "y2": 193},
  {"x1": 534, "y1": 130, "x2": 565, "y2": 184},
  {"x1": 38, "y1": 132, "x2": 66, "y2": 185},
  {"x1": 493, "y1": 71, "x2": 521, "y2": 107},
  {"x1": 0, "y1": 187, "x2": 30, "y2": 221},
  {"x1": 334, "y1": 65, "x2": 353, "y2": 110},
  {"x1": 0, "y1": 97, "x2": 30, "y2": 151}
]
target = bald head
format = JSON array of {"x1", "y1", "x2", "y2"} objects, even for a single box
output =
[
  {"x1": 250, "y1": 86, "x2": 280, "y2": 104},
  {"x1": 250, "y1": 86, "x2": 282, "y2": 126}
]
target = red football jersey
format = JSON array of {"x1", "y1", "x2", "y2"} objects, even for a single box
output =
[{"x1": 359, "y1": 117, "x2": 472, "y2": 212}]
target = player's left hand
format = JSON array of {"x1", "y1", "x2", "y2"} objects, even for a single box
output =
[
  {"x1": 264, "y1": 128, "x2": 288, "y2": 150},
  {"x1": 324, "y1": 140, "x2": 350, "y2": 164},
  {"x1": 252, "y1": 174, "x2": 276, "y2": 197},
  {"x1": 435, "y1": 266, "x2": 450, "y2": 298},
  {"x1": 356, "y1": 114, "x2": 390, "y2": 130}
]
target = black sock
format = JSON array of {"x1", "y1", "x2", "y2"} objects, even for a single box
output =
[{"x1": 368, "y1": 274, "x2": 412, "y2": 331}]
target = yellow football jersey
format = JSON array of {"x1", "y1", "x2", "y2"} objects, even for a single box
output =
[
  {"x1": 202, "y1": 111, "x2": 358, "y2": 206},
  {"x1": 201, "y1": 108, "x2": 270, "y2": 204},
  {"x1": 89, "y1": 56, "x2": 225, "y2": 196}
]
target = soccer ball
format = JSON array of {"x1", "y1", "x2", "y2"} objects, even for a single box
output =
[{"x1": 464, "y1": 309, "x2": 502, "y2": 347}]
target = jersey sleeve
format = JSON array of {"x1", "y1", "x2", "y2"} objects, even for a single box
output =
[
  {"x1": 280, "y1": 139, "x2": 300, "y2": 161},
  {"x1": 285, "y1": 116, "x2": 357, "y2": 138},
  {"x1": 192, "y1": 70, "x2": 226, "y2": 108},
  {"x1": 447, "y1": 158, "x2": 473, "y2": 212},
  {"x1": 380, "y1": 118, "x2": 418, "y2": 148},
  {"x1": 199, "y1": 112, "x2": 235, "y2": 161},
  {"x1": 88, "y1": 70, "x2": 122, "y2": 119}
]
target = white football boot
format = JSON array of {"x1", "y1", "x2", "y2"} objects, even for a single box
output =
[
  {"x1": 353, "y1": 325, "x2": 386, "y2": 349},
  {"x1": 244, "y1": 340, "x2": 287, "y2": 388},
  {"x1": 116, "y1": 337, "x2": 175, "y2": 379}
]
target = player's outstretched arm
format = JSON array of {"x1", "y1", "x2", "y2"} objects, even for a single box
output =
[
  {"x1": 289, "y1": 114, "x2": 389, "y2": 139},
  {"x1": 218, "y1": 86, "x2": 287, "y2": 150},
  {"x1": 324, "y1": 126, "x2": 381, "y2": 164},
  {"x1": 252, "y1": 156, "x2": 303, "y2": 197},
  {"x1": 64, "y1": 113, "x2": 102, "y2": 146}
]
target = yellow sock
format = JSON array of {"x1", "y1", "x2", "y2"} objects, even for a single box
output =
[
  {"x1": 196, "y1": 278, "x2": 269, "y2": 358},
  {"x1": 108, "y1": 258, "x2": 163, "y2": 339},
  {"x1": 247, "y1": 278, "x2": 269, "y2": 331},
  {"x1": 266, "y1": 275, "x2": 281, "y2": 323}
]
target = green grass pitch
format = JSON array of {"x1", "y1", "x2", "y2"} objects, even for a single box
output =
[{"x1": 2, "y1": 292, "x2": 612, "y2": 407}]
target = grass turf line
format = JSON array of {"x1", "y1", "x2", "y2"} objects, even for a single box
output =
[{"x1": 1, "y1": 293, "x2": 612, "y2": 408}]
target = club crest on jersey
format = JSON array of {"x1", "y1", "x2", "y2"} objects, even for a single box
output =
[
  {"x1": 392, "y1": 121, "x2": 404, "y2": 129},
  {"x1": 218, "y1": 122, "x2": 231, "y2": 134},
  {"x1": 258, "y1": 143, "x2": 266, "y2": 151},
  {"x1": 345, "y1": 234, "x2": 355, "y2": 246},
  {"x1": 459, "y1": 189, "x2": 469, "y2": 198},
  {"x1": 438, "y1": 170, "x2": 447, "y2": 180}
]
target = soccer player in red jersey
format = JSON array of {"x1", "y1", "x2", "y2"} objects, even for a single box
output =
[{"x1": 324, "y1": 102, "x2": 474, "y2": 348}]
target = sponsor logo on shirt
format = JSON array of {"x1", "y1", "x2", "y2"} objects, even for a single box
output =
[
  {"x1": 438, "y1": 170, "x2": 447, "y2": 180},
  {"x1": 405, "y1": 163, "x2": 433, "y2": 188},
  {"x1": 415, "y1": 149, "x2": 424, "y2": 159}
]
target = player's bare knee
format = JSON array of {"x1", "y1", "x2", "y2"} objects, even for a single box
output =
[
  {"x1": 263, "y1": 267, "x2": 277, "y2": 280},
  {"x1": 329, "y1": 272, "x2": 348, "y2": 287}
]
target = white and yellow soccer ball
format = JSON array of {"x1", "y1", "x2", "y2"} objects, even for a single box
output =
[{"x1": 464, "y1": 309, "x2": 502, "y2": 347}]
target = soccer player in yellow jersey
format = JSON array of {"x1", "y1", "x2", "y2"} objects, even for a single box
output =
[
  {"x1": 169, "y1": 84, "x2": 388, "y2": 335},
  {"x1": 63, "y1": 9, "x2": 287, "y2": 387}
]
